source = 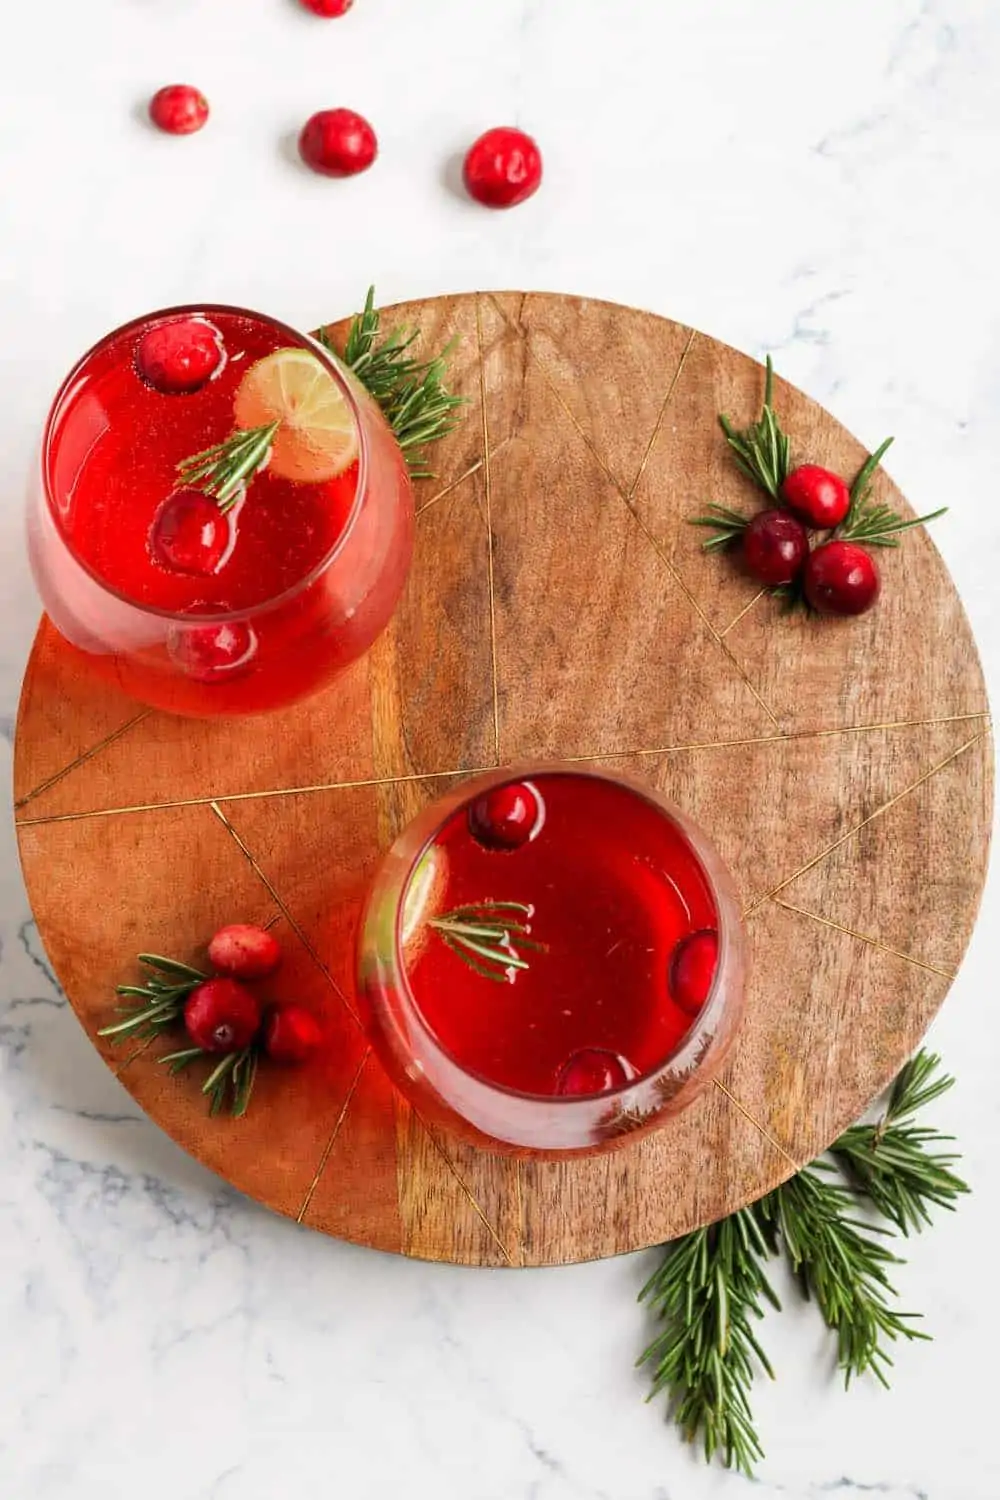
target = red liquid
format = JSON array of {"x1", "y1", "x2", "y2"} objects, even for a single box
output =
[
  {"x1": 403, "y1": 773, "x2": 719, "y2": 1097},
  {"x1": 33, "y1": 307, "x2": 413, "y2": 716},
  {"x1": 51, "y1": 313, "x2": 356, "y2": 612}
]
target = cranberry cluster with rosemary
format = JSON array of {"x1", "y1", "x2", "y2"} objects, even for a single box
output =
[
  {"x1": 98, "y1": 923, "x2": 323, "y2": 1116},
  {"x1": 691, "y1": 359, "x2": 945, "y2": 617}
]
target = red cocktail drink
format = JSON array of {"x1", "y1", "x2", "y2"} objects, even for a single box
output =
[
  {"x1": 358, "y1": 766, "x2": 746, "y2": 1154},
  {"x1": 29, "y1": 306, "x2": 413, "y2": 715}
]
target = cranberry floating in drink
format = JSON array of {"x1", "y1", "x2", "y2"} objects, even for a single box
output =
[
  {"x1": 29, "y1": 306, "x2": 414, "y2": 716},
  {"x1": 357, "y1": 766, "x2": 746, "y2": 1153}
]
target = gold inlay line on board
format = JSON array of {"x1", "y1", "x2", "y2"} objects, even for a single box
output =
[
  {"x1": 720, "y1": 590, "x2": 767, "y2": 639},
  {"x1": 773, "y1": 899, "x2": 958, "y2": 981},
  {"x1": 296, "y1": 1047, "x2": 371, "y2": 1224},
  {"x1": 114, "y1": 1033, "x2": 156, "y2": 1078},
  {"x1": 712, "y1": 1078, "x2": 799, "y2": 1171},
  {"x1": 627, "y1": 329, "x2": 698, "y2": 500},
  {"x1": 413, "y1": 1111, "x2": 517, "y2": 1266},
  {"x1": 15, "y1": 713, "x2": 991, "y2": 829},
  {"x1": 475, "y1": 296, "x2": 502, "y2": 765},
  {"x1": 743, "y1": 729, "x2": 989, "y2": 917},
  {"x1": 208, "y1": 800, "x2": 362, "y2": 1029},
  {"x1": 15, "y1": 708, "x2": 152, "y2": 810},
  {"x1": 415, "y1": 460, "x2": 482, "y2": 517}
]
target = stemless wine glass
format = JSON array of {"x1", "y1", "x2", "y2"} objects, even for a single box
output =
[
  {"x1": 27, "y1": 305, "x2": 414, "y2": 717},
  {"x1": 357, "y1": 764, "x2": 747, "y2": 1156}
]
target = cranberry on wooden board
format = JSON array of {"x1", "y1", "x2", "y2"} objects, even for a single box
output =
[
  {"x1": 184, "y1": 979, "x2": 261, "y2": 1052},
  {"x1": 298, "y1": 109, "x2": 377, "y2": 177},
  {"x1": 208, "y1": 924, "x2": 282, "y2": 980},
  {"x1": 149, "y1": 85, "x2": 209, "y2": 137},
  {"x1": 742, "y1": 509, "x2": 809, "y2": 587},
  {"x1": 263, "y1": 1005, "x2": 324, "y2": 1064},
  {"x1": 803, "y1": 541, "x2": 881, "y2": 616},
  {"x1": 782, "y1": 465, "x2": 851, "y2": 530},
  {"x1": 463, "y1": 127, "x2": 542, "y2": 208}
]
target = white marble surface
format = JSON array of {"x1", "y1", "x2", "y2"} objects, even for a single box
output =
[{"x1": 2, "y1": 1, "x2": 999, "y2": 1495}]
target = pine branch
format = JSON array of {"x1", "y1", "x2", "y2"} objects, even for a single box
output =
[{"x1": 319, "y1": 287, "x2": 465, "y2": 480}]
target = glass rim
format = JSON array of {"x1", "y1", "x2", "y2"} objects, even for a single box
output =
[
  {"x1": 382, "y1": 762, "x2": 743, "y2": 1111},
  {"x1": 40, "y1": 302, "x2": 371, "y2": 626}
]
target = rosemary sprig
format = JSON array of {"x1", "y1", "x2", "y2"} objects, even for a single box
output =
[
  {"x1": 835, "y1": 435, "x2": 947, "y2": 546},
  {"x1": 641, "y1": 1049, "x2": 965, "y2": 1474},
  {"x1": 831, "y1": 1051, "x2": 968, "y2": 1234},
  {"x1": 320, "y1": 286, "x2": 465, "y2": 480},
  {"x1": 97, "y1": 952, "x2": 206, "y2": 1041},
  {"x1": 638, "y1": 1205, "x2": 779, "y2": 1475},
  {"x1": 102, "y1": 951, "x2": 260, "y2": 1117},
  {"x1": 175, "y1": 422, "x2": 280, "y2": 512},
  {"x1": 718, "y1": 356, "x2": 791, "y2": 500},
  {"x1": 688, "y1": 503, "x2": 752, "y2": 552},
  {"x1": 759, "y1": 1168, "x2": 928, "y2": 1388},
  {"x1": 428, "y1": 900, "x2": 542, "y2": 982}
]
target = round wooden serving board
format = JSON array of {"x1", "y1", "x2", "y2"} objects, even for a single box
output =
[{"x1": 14, "y1": 292, "x2": 993, "y2": 1267}]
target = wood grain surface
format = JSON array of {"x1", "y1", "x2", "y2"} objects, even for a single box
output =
[{"x1": 14, "y1": 292, "x2": 993, "y2": 1266}]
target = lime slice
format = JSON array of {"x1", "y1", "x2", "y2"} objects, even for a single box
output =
[
  {"x1": 401, "y1": 846, "x2": 447, "y2": 954},
  {"x1": 233, "y1": 347, "x2": 359, "y2": 484}
]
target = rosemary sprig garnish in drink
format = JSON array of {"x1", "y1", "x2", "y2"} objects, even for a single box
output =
[
  {"x1": 428, "y1": 899, "x2": 542, "y2": 982},
  {"x1": 175, "y1": 421, "x2": 280, "y2": 511}
]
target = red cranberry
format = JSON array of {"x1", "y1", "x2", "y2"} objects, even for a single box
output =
[
  {"x1": 300, "y1": 0, "x2": 353, "y2": 12},
  {"x1": 136, "y1": 317, "x2": 225, "y2": 395},
  {"x1": 742, "y1": 509, "x2": 809, "y2": 586},
  {"x1": 149, "y1": 85, "x2": 209, "y2": 137},
  {"x1": 669, "y1": 930, "x2": 719, "y2": 1017},
  {"x1": 468, "y1": 781, "x2": 543, "y2": 851},
  {"x1": 781, "y1": 464, "x2": 851, "y2": 529},
  {"x1": 184, "y1": 979, "x2": 261, "y2": 1052},
  {"x1": 463, "y1": 127, "x2": 542, "y2": 208},
  {"x1": 263, "y1": 1005, "x2": 324, "y2": 1065},
  {"x1": 168, "y1": 611, "x2": 258, "y2": 681},
  {"x1": 556, "y1": 1048, "x2": 633, "y2": 1097},
  {"x1": 803, "y1": 540, "x2": 881, "y2": 616},
  {"x1": 149, "y1": 490, "x2": 231, "y2": 577},
  {"x1": 298, "y1": 109, "x2": 377, "y2": 177},
  {"x1": 208, "y1": 924, "x2": 282, "y2": 980}
]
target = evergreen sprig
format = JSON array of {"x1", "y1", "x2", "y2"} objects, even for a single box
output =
[
  {"x1": 319, "y1": 287, "x2": 465, "y2": 479},
  {"x1": 639, "y1": 1049, "x2": 968, "y2": 1475}
]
